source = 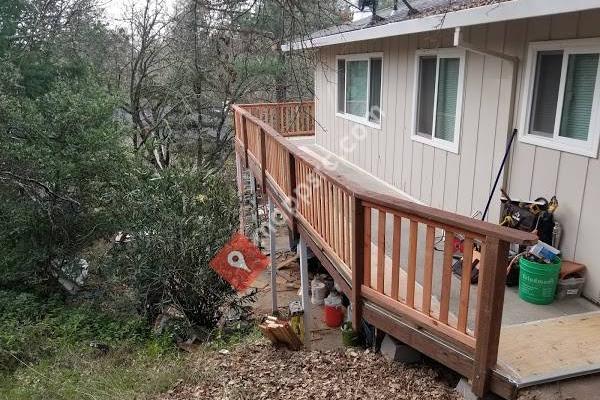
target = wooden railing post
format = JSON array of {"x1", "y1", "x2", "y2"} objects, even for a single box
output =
[
  {"x1": 241, "y1": 115, "x2": 249, "y2": 168},
  {"x1": 351, "y1": 196, "x2": 365, "y2": 332},
  {"x1": 259, "y1": 128, "x2": 267, "y2": 193},
  {"x1": 472, "y1": 237, "x2": 510, "y2": 397}
]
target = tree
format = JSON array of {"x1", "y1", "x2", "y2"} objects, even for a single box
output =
[
  {"x1": 0, "y1": 73, "x2": 134, "y2": 289},
  {"x1": 0, "y1": 0, "x2": 144, "y2": 290}
]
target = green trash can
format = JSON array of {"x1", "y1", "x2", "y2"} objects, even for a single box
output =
[{"x1": 519, "y1": 256, "x2": 562, "y2": 305}]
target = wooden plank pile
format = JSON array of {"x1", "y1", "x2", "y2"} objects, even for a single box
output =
[{"x1": 258, "y1": 316, "x2": 302, "y2": 350}]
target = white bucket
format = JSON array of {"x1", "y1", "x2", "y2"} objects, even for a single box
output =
[{"x1": 311, "y1": 279, "x2": 328, "y2": 305}]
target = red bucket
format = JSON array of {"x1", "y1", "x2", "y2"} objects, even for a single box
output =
[{"x1": 324, "y1": 305, "x2": 344, "y2": 328}]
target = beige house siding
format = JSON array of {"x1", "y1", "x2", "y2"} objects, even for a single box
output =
[
  {"x1": 313, "y1": 11, "x2": 600, "y2": 301},
  {"x1": 508, "y1": 11, "x2": 600, "y2": 303}
]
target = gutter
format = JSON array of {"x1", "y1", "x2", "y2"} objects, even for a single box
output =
[{"x1": 282, "y1": 0, "x2": 600, "y2": 51}]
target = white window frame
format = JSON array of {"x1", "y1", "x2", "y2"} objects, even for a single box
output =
[
  {"x1": 519, "y1": 38, "x2": 600, "y2": 158},
  {"x1": 411, "y1": 48, "x2": 465, "y2": 154},
  {"x1": 335, "y1": 52, "x2": 383, "y2": 129}
]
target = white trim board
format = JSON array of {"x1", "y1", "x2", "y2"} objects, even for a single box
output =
[{"x1": 283, "y1": 0, "x2": 600, "y2": 51}]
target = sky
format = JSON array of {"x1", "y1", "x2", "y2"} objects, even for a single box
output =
[
  {"x1": 101, "y1": 0, "x2": 127, "y2": 22},
  {"x1": 100, "y1": 0, "x2": 176, "y2": 26}
]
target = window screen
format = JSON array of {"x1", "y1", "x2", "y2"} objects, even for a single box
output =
[
  {"x1": 559, "y1": 53, "x2": 599, "y2": 141},
  {"x1": 346, "y1": 60, "x2": 369, "y2": 117},
  {"x1": 416, "y1": 56, "x2": 437, "y2": 136},
  {"x1": 337, "y1": 59, "x2": 346, "y2": 113},
  {"x1": 369, "y1": 58, "x2": 382, "y2": 123},
  {"x1": 530, "y1": 51, "x2": 563, "y2": 136},
  {"x1": 435, "y1": 58, "x2": 460, "y2": 142}
]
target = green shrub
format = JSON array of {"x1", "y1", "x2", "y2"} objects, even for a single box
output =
[{"x1": 106, "y1": 167, "x2": 247, "y2": 331}]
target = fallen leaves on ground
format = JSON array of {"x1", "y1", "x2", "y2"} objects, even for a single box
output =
[{"x1": 160, "y1": 341, "x2": 460, "y2": 399}]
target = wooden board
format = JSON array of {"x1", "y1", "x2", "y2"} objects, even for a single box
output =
[{"x1": 496, "y1": 311, "x2": 600, "y2": 387}]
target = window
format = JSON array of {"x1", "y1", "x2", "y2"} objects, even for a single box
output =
[
  {"x1": 411, "y1": 49, "x2": 465, "y2": 153},
  {"x1": 520, "y1": 39, "x2": 600, "y2": 157},
  {"x1": 336, "y1": 53, "x2": 383, "y2": 127}
]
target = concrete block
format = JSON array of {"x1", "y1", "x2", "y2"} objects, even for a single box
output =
[
  {"x1": 380, "y1": 334, "x2": 422, "y2": 364},
  {"x1": 455, "y1": 377, "x2": 502, "y2": 400},
  {"x1": 455, "y1": 378, "x2": 478, "y2": 400}
]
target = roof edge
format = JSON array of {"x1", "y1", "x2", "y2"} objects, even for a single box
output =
[{"x1": 282, "y1": 0, "x2": 600, "y2": 52}]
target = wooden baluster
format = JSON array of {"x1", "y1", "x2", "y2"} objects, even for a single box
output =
[
  {"x1": 315, "y1": 175, "x2": 321, "y2": 234},
  {"x1": 337, "y1": 187, "x2": 343, "y2": 257},
  {"x1": 472, "y1": 238, "x2": 510, "y2": 397},
  {"x1": 323, "y1": 178, "x2": 328, "y2": 240},
  {"x1": 474, "y1": 242, "x2": 486, "y2": 339},
  {"x1": 458, "y1": 237, "x2": 474, "y2": 333},
  {"x1": 439, "y1": 232, "x2": 454, "y2": 325},
  {"x1": 313, "y1": 174, "x2": 318, "y2": 232},
  {"x1": 308, "y1": 170, "x2": 314, "y2": 225},
  {"x1": 363, "y1": 206, "x2": 372, "y2": 287},
  {"x1": 298, "y1": 162, "x2": 304, "y2": 219},
  {"x1": 422, "y1": 226, "x2": 435, "y2": 315},
  {"x1": 391, "y1": 216, "x2": 401, "y2": 301},
  {"x1": 331, "y1": 187, "x2": 337, "y2": 253},
  {"x1": 406, "y1": 220, "x2": 418, "y2": 308},
  {"x1": 344, "y1": 194, "x2": 350, "y2": 264},
  {"x1": 307, "y1": 170, "x2": 312, "y2": 226},
  {"x1": 296, "y1": 162, "x2": 303, "y2": 215},
  {"x1": 319, "y1": 176, "x2": 325, "y2": 237},
  {"x1": 279, "y1": 104, "x2": 284, "y2": 133},
  {"x1": 241, "y1": 115, "x2": 249, "y2": 168},
  {"x1": 332, "y1": 186, "x2": 339, "y2": 254},
  {"x1": 351, "y1": 197, "x2": 365, "y2": 331},
  {"x1": 376, "y1": 210, "x2": 386, "y2": 293},
  {"x1": 288, "y1": 152, "x2": 297, "y2": 234},
  {"x1": 323, "y1": 181, "x2": 329, "y2": 244},
  {"x1": 303, "y1": 167, "x2": 309, "y2": 223},
  {"x1": 301, "y1": 164, "x2": 307, "y2": 218},
  {"x1": 259, "y1": 128, "x2": 266, "y2": 193}
]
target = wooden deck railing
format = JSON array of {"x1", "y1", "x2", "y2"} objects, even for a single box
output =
[
  {"x1": 239, "y1": 101, "x2": 315, "y2": 137},
  {"x1": 232, "y1": 102, "x2": 537, "y2": 397}
]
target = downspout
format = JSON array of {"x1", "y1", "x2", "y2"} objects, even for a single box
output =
[{"x1": 453, "y1": 27, "x2": 521, "y2": 220}]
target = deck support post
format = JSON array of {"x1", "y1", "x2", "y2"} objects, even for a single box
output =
[
  {"x1": 351, "y1": 196, "x2": 365, "y2": 332},
  {"x1": 472, "y1": 237, "x2": 510, "y2": 397},
  {"x1": 249, "y1": 172, "x2": 259, "y2": 245},
  {"x1": 298, "y1": 235, "x2": 311, "y2": 349},
  {"x1": 268, "y1": 198, "x2": 278, "y2": 314},
  {"x1": 235, "y1": 152, "x2": 245, "y2": 234}
]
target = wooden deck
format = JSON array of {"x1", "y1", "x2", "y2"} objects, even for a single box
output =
[{"x1": 231, "y1": 102, "x2": 593, "y2": 399}]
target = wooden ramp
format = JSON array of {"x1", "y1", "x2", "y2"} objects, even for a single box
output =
[{"x1": 496, "y1": 311, "x2": 600, "y2": 388}]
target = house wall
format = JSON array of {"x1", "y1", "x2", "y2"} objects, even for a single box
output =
[{"x1": 313, "y1": 11, "x2": 600, "y2": 302}]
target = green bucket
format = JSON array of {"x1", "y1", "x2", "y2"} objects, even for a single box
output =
[
  {"x1": 341, "y1": 321, "x2": 361, "y2": 347},
  {"x1": 519, "y1": 256, "x2": 561, "y2": 305}
]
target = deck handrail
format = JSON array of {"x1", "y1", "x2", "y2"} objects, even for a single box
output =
[{"x1": 233, "y1": 102, "x2": 537, "y2": 397}]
